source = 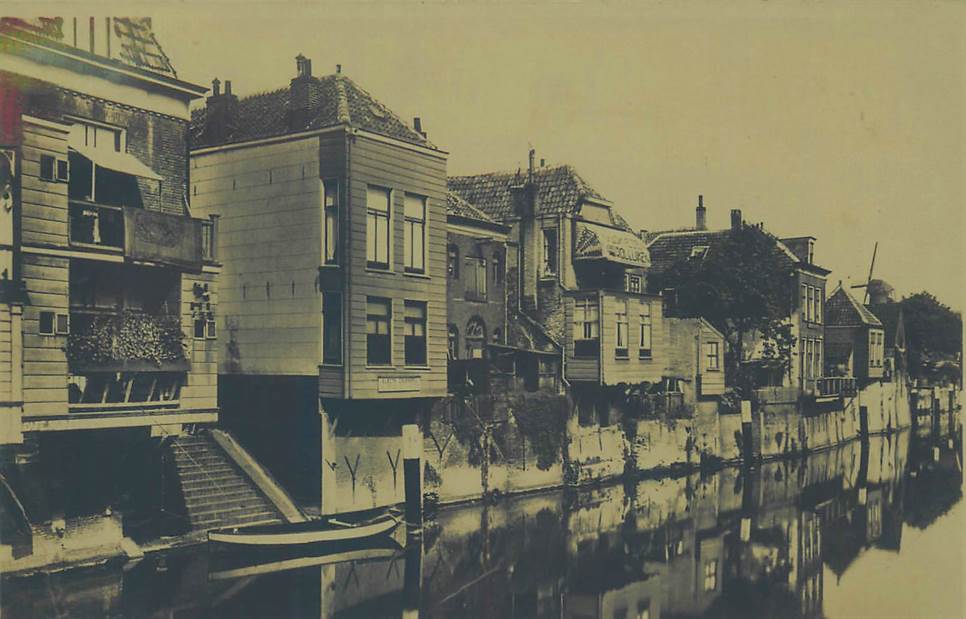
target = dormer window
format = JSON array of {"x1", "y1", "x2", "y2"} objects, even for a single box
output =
[
  {"x1": 690, "y1": 245, "x2": 709, "y2": 259},
  {"x1": 542, "y1": 228, "x2": 558, "y2": 276}
]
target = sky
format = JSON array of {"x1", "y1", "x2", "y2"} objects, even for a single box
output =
[{"x1": 136, "y1": 1, "x2": 963, "y2": 309}]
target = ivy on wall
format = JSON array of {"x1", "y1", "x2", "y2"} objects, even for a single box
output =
[{"x1": 67, "y1": 310, "x2": 187, "y2": 366}]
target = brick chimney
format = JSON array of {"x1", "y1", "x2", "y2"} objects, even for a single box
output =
[
  {"x1": 730, "y1": 208, "x2": 742, "y2": 232},
  {"x1": 203, "y1": 77, "x2": 238, "y2": 144},
  {"x1": 511, "y1": 148, "x2": 540, "y2": 312},
  {"x1": 695, "y1": 194, "x2": 706, "y2": 231},
  {"x1": 289, "y1": 54, "x2": 322, "y2": 130}
]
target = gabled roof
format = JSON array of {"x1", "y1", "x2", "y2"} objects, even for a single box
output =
[
  {"x1": 446, "y1": 191, "x2": 496, "y2": 224},
  {"x1": 190, "y1": 73, "x2": 431, "y2": 149},
  {"x1": 1, "y1": 17, "x2": 178, "y2": 78},
  {"x1": 507, "y1": 311, "x2": 560, "y2": 354},
  {"x1": 867, "y1": 303, "x2": 904, "y2": 349},
  {"x1": 448, "y1": 164, "x2": 622, "y2": 224},
  {"x1": 644, "y1": 229, "x2": 733, "y2": 277},
  {"x1": 825, "y1": 286, "x2": 883, "y2": 328}
]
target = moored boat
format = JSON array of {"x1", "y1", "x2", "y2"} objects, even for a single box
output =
[{"x1": 208, "y1": 508, "x2": 403, "y2": 547}]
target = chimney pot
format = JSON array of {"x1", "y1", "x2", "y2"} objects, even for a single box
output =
[
  {"x1": 211, "y1": 78, "x2": 220, "y2": 96},
  {"x1": 413, "y1": 116, "x2": 422, "y2": 134},
  {"x1": 730, "y1": 209, "x2": 742, "y2": 232},
  {"x1": 224, "y1": 80, "x2": 232, "y2": 95},
  {"x1": 528, "y1": 149, "x2": 535, "y2": 180},
  {"x1": 336, "y1": 64, "x2": 342, "y2": 74},
  {"x1": 695, "y1": 194, "x2": 707, "y2": 230},
  {"x1": 540, "y1": 158, "x2": 545, "y2": 167}
]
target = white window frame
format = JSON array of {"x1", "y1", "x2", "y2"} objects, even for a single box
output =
[
  {"x1": 403, "y1": 194, "x2": 427, "y2": 274},
  {"x1": 366, "y1": 185, "x2": 392, "y2": 270},
  {"x1": 705, "y1": 341, "x2": 720, "y2": 371},
  {"x1": 322, "y1": 179, "x2": 339, "y2": 266},
  {"x1": 639, "y1": 301, "x2": 652, "y2": 359}
]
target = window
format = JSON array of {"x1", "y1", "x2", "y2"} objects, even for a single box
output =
[
  {"x1": 70, "y1": 121, "x2": 124, "y2": 153},
  {"x1": 322, "y1": 180, "x2": 339, "y2": 265},
  {"x1": 322, "y1": 292, "x2": 342, "y2": 364},
  {"x1": 574, "y1": 297, "x2": 600, "y2": 358},
  {"x1": 464, "y1": 256, "x2": 487, "y2": 300},
  {"x1": 626, "y1": 274, "x2": 642, "y2": 294},
  {"x1": 806, "y1": 286, "x2": 814, "y2": 323},
  {"x1": 39, "y1": 311, "x2": 55, "y2": 335},
  {"x1": 703, "y1": 559, "x2": 717, "y2": 592},
  {"x1": 813, "y1": 286, "x2": 823, "y2": 324},
  {"x1": 206, "y1": 319, "x2": 216, "y2": 339},
  {"x1": 40, "y1": 154, "x2": 55, "y2": 180},
  {"x1": 366, "y1": 297, "x2": 391, "y2": 365},
  {"x1": 404, "y1": 301, "x2": 427, "y2": 366},
  {"x1": 366, "y1": 186, "x2": 391, "y2": 269},
  {"x1": 447, "y1": 325, "x2": 459, "y2": 360},
  {"x1": 194, "y1": 318, "x2": 206, "y2": 339},
  {"x1": 404, "y1": 194, "x2": 426, "y2": 273},
  {"x1": 56, "y1": 158, "x2": 69, "y2": 182},
  {"x1": 705, "y1": 341, "x2": 720, "y2": 370},
  {"x1": 814, "y1": 339, "x2": 822, "y2": 377},
  {"x1": 447, "y1": 245, "x2": 459, "y2": 279},
  {"x1": 465, "y1": 318, "x2": 485, "y2": 359},
  {"x1": 690, "y1": 245, "x2": 709, "y2": 259},
  {"x1": 492, "y1": 251, "x2": 503, "y2": 285},
  {"x1": 615, "y1": 300, "x2": 629, "y2": 359},
  {"x1": 542, "y1": 228, "x2": 558, "y2": 276},
  {"x1": 639, "y1": 302, "x2": 652, "y2": 359},
  {"x1": 801, "y1": 284, "x2": 809, "y2": 322}
]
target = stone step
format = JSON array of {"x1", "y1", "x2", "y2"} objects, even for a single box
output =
[
  {"x1": 174, "y1": 461, "x2": 237, "y2": 475},
  {"x1": 183, "y1": 488, "x2": 265, "y2": 507},
  {"x1": 192, "y1": 513, "x2": 281, "y2": 530},
  {"x1": 189, "y1": 501, "x2": 277, "y2": 522},
  {"x1": 180, "y1": 477, "x2": 252, "y2": 493}
]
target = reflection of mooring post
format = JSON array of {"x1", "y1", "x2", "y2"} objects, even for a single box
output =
[
  {"x1": 403, "y1": 532, "x2": 423, "y2": 619},
  {"x1": 403, "y1": 424, "x2": 423, "y2": 534},
  {"x1": 740, "y1": 400, "x2": 755, "y2": 464}
]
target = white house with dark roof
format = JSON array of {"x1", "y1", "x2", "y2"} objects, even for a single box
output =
[{"x1": 190, "y1": 55, "x2": 448, "y2": 514}]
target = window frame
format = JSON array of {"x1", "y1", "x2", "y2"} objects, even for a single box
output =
[
  {"x1": 705, "y1": 341, "x2": 720, "y2": 371},
  {"x1": 321, "y1": 291, "x2": 343, "y2": 365},
  {"x1": 322, "y1": 179, "x2": 340, "y2": 266},
  {"x1": 403, "y1": 300, "x2": 428, "y2": 367},
  {"x1": 366, "y1": 296, "x2": 392, "y2": 366},
  {"x1": 366, "y1": 186, "x2": 392, "y2": 270},
  {"x1": 573, "y1": 296, "x2": 600, "y2": 358},
  {"x1": 639, "y1": 301, "x2": 652, "y2": 359},
  {"x1": 447, "y1": 244, "x2": 460, "y2": 279},
  {"x1": 541, "y1": 227, "x2": 558, "y2": 277},
  {"x1": 615, "y1": 299, "x2": 629, "y2": 359},
  {"x1": 403, "y1": 194, "x2": 427, "y2": 274},
  {"x1": 464, "y1": 256, "x2": 487, "y2": 301}
]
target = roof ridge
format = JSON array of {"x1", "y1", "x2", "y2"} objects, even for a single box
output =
[{"x1": 333, "y1": 75, "x2": 351, "y2": 124}]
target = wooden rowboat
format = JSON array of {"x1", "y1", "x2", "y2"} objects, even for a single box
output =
[{"x1": 208, "y1": 509, "x2": 403, "y2": 547}]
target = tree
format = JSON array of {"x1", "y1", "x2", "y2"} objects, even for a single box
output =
[
  {"x1": 651, "y1": 225, "x2": 796, "y2": 393},
  {"x1": 900, "y1": 291, "x2": 962, "y2": 383}
]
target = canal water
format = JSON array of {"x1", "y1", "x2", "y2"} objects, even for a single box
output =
[{"x1": 3, "y1": 430, "x2": 961, "y2": 619}]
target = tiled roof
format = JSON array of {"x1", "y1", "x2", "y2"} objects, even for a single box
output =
[
  {"x1": 825, "y1": 286, "x2": 883, "y2": 327},
  {"x1": 446, "y1": 191, "x2": 496, "y2": 224},
  {"x1": 507, "y1": 311, "x2": 560, "y2": 354},
  {"x1": 646, "y1": 226, "x2": 802, "y2": 282},
  {"x1": 190, "y1": 73, "x2": 431, "y2": 149},
  {"x1": 1, "y1": 17, "x2": 177, "y2": 78},
  {"x1": 448, "y1": 165, "x2": 614, "y2": 223}
]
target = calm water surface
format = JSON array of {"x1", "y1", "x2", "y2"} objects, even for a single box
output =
[{"x1": 3, "y1": 430, "x2": 962, "y2": 619}]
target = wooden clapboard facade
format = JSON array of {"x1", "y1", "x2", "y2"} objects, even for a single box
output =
[
  {"x1": 190, "y1": 58, "x2": 448, "y2": 406},
  {"x1": 0, "y1": 18, "x2": 215, "y2": 443}
]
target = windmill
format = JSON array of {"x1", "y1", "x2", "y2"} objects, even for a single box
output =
[{"x1": 850, "y1": 242, "x2": 878, "y2": 304}]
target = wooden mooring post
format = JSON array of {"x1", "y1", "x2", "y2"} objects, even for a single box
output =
[{"x1": 402, "y1": 424, "x2": 422, "y2": 534}]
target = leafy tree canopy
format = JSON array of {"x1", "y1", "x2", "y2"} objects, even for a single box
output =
[
  {"x1": 651, "y1": 225, "x2": 797, "y2": 390},
  {"x1": 900, "y1": 291, "x2": 962, "y2": 381}
]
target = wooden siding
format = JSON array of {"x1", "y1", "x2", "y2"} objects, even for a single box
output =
[
  {"x1": 0, "y1": 304, "x2": 13, "y2": 402},
  {"x1": 563, "y1": 294, "x2": 599, "y2": 382},
  {"x1": 318, "y1": 365, "x2": 344, "y2": 398},
  {"x1": 20, "y1": 119, "x2": 70, "y2": 249},
  {"x1": 344, "y1": 133, "x2": 448, "y2": 399},
  {"x1": 599, "y1": 292, "x2": 665, "y2": 386},
  {"x1": 21, "y1": 253, "x2": 69, "y2": 416},
  {"x1": 190, "y1": 137, "x2": 323, "y2": 376},
  {"x1": 180, "y1": 271, "x2": 218, "y2": 410}
]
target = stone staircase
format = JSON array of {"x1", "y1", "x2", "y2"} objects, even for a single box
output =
[{"x1": 169, "y1": 433, "x2": 283, "y2": 531}]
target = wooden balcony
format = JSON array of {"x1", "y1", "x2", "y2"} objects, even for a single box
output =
[
  {"x1": 67, "y1": 309, "x2": 189, "y2": 373},
  {"x1": 68, "y1": 200, "x2": 217, "y2": 269},
  {"x1": 813, "y1": 376, "x2": 857, "y2": 399}
]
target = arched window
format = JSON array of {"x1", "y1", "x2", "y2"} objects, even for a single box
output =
[
  {"x1": 447, "y1": 244, "x2": 459, "y2": 279},
  {"x1": 465, "y1": 318, "x2": 486, "y2": 359},
  {"x1": 447, "y1": 324, "x2": 459, "y2": 360}
]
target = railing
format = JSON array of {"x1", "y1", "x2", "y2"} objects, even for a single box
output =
[
  {"x1": 69, "y1": 199, "x2": 125, "y2": 250},
  {"x1": 639, "y1": 391, "x2": 690, "y2": 418},
  {"x1": 68, "y1": 200, "x2": 214, "y2": 268},
  {"x1": 67, "y1": 309, "x2": 188, "y2": 372},
  {"x1": 815, "y1": 376, "x2": 857, "y2": 398}
]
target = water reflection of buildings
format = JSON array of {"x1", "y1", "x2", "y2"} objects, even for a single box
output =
[{"x1": 2, "y1": 430, "x2": 961, "y2": 619}]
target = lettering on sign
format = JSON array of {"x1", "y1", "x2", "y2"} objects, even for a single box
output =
[{"x1": 377, "y1": 375, "x2": 421, "y2": 393}]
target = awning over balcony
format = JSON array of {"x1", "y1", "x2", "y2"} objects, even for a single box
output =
[
  {"x1": 575, "y1": 222, "x2": 651, "y2": 268},
  {"x1": 70, "y1": 144, "x2": 163, "y2": 181}
]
